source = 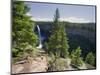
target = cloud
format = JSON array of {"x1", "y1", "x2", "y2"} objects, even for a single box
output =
[
  {"x1": 31, "y1": 17, "x2": 53, "y2": 22},
  {"x1": 25, "y1": 12, "x2": 90, "y2": 23},
  {"x1": 31, "y1": 16, "x2": 90, "y2": 23},
  {"x1": 26, "y1": 12, "x2": 32, "y2": 16},
  {"x1": 60, "y1": 17, "x2": 90, "y2": 23}
]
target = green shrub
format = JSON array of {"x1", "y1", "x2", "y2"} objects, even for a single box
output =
[
  {"x1": 85, "y1": 52, "x2": 95, "y2": 66},
  {"x1": 12, "y1": 42, "x2": 40, "y2": 62},
  {"x1": 71, "y1": 47, "x2": 83, "y2": 67},
  {"x1": 47, "y1": 54, "x2": 68, "y2": 71}
]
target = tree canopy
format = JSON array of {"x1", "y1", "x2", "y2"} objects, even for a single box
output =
[
  {"x1": 12, "y1": 1, "x2": 38, "y2": 57},
  {"x1": 71, "y1": 47, "x2": 83, "y2": 66},
  {"x1": 85, "y1": 52, "x2": 95, "y2": 66},
  {"x1": 48, "y1": 8, "x2": 69, "y2": 58}
]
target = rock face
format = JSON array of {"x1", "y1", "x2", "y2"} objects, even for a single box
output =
[
  {"x1": 36, "y1": 22, "x2": 96, "y2": 44},
  {"x1": 66, "y1": 58, "x2": 76, "y2": 70},
  {"x1": 12, "y1": 56, "x2": 48, "y2": 74},
  {"x1": 66, "y1": 28, "x2": 95, "y2": 43}
]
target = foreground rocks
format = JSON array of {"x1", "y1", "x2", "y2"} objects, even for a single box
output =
[
  {"x1": 12, "y1": 56, "x2": 95, "y2": 74},
  {"x1": 12, "y1": 56, "x2": 48, "y2": 74}
]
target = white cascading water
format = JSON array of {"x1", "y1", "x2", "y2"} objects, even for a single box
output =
[{"x1": 36, "y1": 25, "x2": 42, "y2": 49}]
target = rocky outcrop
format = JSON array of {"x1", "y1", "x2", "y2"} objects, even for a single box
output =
[{"x1": 12, "y1": 56, "x2": 48, "y2": 74}]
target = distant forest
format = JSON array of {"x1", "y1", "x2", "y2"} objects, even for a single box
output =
[
  {"x1": 36, "y1": 21, "x2": 96, "y2": 31},
  {"x1": 35, "y1": 21, "x2": 96, "y2": 57}
]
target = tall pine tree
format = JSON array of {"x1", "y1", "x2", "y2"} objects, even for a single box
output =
[
  {"x1": 12, "y1": 1, "x2": 38, "y2": 57},
  {"x1": 48, "y1": 8, "x2": 69, "y2": 58}
]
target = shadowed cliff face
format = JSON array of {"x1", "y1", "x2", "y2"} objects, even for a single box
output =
[
  {"x1": 66, "y1": 28, "x2": 96, "y2": 43},
  {"x1": 35, "y1": 21, "x2": 96, "y2": 56},
  {"x1": 35, "y1": 21, "x2": 95, "y2": 42}
]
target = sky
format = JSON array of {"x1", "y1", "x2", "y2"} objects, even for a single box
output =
[{"x1": 25, "y1": 2, "x2": 96, "y2": 23}]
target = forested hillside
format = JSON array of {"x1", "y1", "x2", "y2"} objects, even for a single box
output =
[{"x1": 35, "y1": 21, "x2": 96, "y2": 57}]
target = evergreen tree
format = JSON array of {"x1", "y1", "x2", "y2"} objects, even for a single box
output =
[
  {"x1": 48, "y1": 8, "x2": 69, "y2": 58},
  {"x1": 12, "y1": 1, "x2": 38, "y2": 57},
  {"x1": 71, "y1": 47, "x2": 83, "y2": 66},
  {"x1": 60, "y1": 22, "x2": 69, "y2": 57},
  {"x1": 85, "y1": 52, "x2": 95, "y2": 66}
]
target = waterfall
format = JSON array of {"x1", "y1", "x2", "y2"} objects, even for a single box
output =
[{"x1": 36, "y1": 25, "x2": 42, "y2": 49}]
